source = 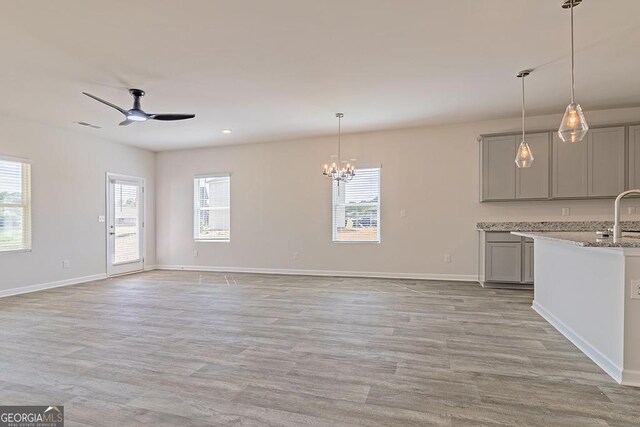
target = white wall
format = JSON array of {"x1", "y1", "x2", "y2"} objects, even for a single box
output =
[
  {"x1": 156, "y1": 107, "x2": 640, "y2": 280},
  {"x1": 0, "y1": 116, "x2": 156, "y2": 294}
]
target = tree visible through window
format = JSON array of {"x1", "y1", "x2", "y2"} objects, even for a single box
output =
[
  {"x1": 194, "y1": 175, "x2": 230, "y2": 241},
  {"x1": 332, "y1": 167, "x2": 380, "y2": 242},
  {"x1": 0, "y1": 158, "x2": 31, "y2": 252}
]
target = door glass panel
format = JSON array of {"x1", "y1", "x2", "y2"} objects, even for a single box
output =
[{"x1": 113, "y1": 183, "x2": 140, "y2": 264}]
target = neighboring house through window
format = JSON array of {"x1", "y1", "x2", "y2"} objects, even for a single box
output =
[
  {"x1": 194, "y1": 175, "x2": 230, "y2": 242},
  {"x1": 332, "y1": 167, "x2": 381, "y2": 242}
]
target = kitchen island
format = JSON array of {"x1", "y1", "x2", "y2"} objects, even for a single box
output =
[{"x1": 512, "y1": 230, "x2": 640, "y2": 387}]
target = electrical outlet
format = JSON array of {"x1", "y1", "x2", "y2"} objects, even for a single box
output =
[
  {"x1": 62, "y1": 260, "x2": 71, "y2": 269},
  {"x1": 98, "y1": 215, "x2": 105, "y2": 223},
  {"x1": 293, "y1": 251, "x2": 300, "y2": 261},
  {"x1": 193, "y1": 250, "x2": 198, "y2": 258},
  {"x1": 632, "y1": 280, "x2": 640, "y2": 300},
  {"x1": 562, "y1": 208, "x2": 570, "y2": 216},
  {"x1": 400, "y1": 210, "x2": 407, "y2": 218},
  {"x1": 443, "y1": 254, "x2": 451, "y2": 263}
]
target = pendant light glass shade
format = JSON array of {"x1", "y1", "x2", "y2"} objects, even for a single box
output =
[
  {"x1": 515, "y1": 140, "x2": 534, "y2": 168},
  {"x1": 515, "y1": 70, "x2": 533, "y2": 168},
  {"x1": 558, "y1": 102, "x2": 588, "y2": 143},
  {"x1": 558, "y1": 0, "x2": 588, "y2": 143}
]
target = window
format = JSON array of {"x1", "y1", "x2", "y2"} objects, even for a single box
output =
[
  {"x1": 194, "y1": 175, "x2": 230, "y2": 242},
  {"x1": 332, "y1": 167, "x2": 380, "y2": 242},
  {"x1": 0, "y1": 157, "x2": 31, "y2": 252}
]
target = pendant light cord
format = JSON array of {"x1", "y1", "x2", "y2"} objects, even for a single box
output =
[
  {"x1": 570, "y1": 0, "x2": 575, "y2": 103},
  {"x1": 521, "y1": 75, "x2": 526, "y2": 142},
  {"x1": 338, "y1": 115, "x2": 341, "y2": 163}
]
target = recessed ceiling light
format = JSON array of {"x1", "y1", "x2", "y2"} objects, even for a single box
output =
[{"x1": 222, "y1": 129, "x2": 232, "y2": 134}]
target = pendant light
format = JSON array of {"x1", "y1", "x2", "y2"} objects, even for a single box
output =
[
  {"x1": 515, "y1": 70, "x2": 533, "y2": 168},
  {"x1": 323, "y1": 113, "x2": 355, "y2": 183},
  {"x1": 558, "y1": 0, "x2": 588, "y2": 143}
]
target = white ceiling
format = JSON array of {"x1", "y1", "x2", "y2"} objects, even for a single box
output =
[{"x1": 1, "y1": 1, "x2": 639, "y2": 151}]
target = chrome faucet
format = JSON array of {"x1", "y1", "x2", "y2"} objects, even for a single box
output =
[{"x1": 613, "y1": 189, "x2": 640, "y2": 242}]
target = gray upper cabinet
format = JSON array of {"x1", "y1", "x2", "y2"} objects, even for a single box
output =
[
  {"x1": 587, "y1": 126, "x2": 625, "y2": 197},
  {"x1": 481, "y1": 135, "x2": 516, "y2": 201},
  {"x1": 481, "y1": 125, "x2": 631, "y2": 202},
  {"x1": 516, "y1": 133, "x2": 550, "y2": 200},
  {"x1": 552, "y1": 132, "x2": 588, "y2": 198},
  {"x1": 629, "y1": 125, "x2": 640, "y2": 189},
  {"x1": 481, "y1": 133, "x2": 549, "y2": 201}
]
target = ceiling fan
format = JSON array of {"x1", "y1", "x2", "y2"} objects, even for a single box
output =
[{"x1": 82, "y1": 89, "x2": 195, "y2": 126}]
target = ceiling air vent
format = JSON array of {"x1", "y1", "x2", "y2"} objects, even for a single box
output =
[{"x1": 75, "y1": 121, "x2": 102, "y2": 129}]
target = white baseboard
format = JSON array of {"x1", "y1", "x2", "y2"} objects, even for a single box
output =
[
  {"x1": 144, "y1": 264, "x2": 157, "y2": 271},
  {"x1": 532, "y1": 300, "x2": 623, "y2": 384},
  {"x1": 154, "y1": 264, "x2": 477, "y2": 282},
  {"x1": 622, "y1": 370, "x2": 640, "y2": 387},
  {"x1": 0, "y1": 273, "x2": 107, "y2": 299}
]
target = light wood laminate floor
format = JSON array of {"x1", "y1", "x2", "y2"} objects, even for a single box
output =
[{"x1": 1, "y1": 271, "x2": 639, "y2": 426}]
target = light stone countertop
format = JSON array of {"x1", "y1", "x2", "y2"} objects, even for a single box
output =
[
  {"x1": 511, "y1": 231, "x2": 640, "y2": 248},
  {"x1": 476, "y1": 221, "x2": 640, "y2": 232}
]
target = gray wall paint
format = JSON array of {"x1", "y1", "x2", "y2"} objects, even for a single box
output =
[
  {"x1": 0, "y1": 116, "x2": 156, "y2": 292},
  {"x1": 156, "y1": 107, "x2": 640, "y2": 279}
]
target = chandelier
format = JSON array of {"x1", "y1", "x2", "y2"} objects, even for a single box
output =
[{"x1": 323, "y1": 113, "x2": 355, "y2": 183}]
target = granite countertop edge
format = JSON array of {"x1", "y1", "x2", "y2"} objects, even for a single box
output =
[
  {"x1": 476, "y1": 221, "x2": 640, "y2": 232},
  {"x1": 511, "y1": 231, "x2": 640, "y2": 248}
]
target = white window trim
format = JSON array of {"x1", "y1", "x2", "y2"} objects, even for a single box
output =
[
  {"x1": 332, "y1": 166, "x2": 382, "y2": 244},
  {"x1": 194, "y1": 174, "x2": 231, "y2": 243},
  {"x1": 0, "y1": 157, "x2": 32, "y2": 253}
]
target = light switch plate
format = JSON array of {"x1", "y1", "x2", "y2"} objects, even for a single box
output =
[
  {"x1": 62, "y1": 260, "x2": 71, "y2": 269},
  {"x1": 400, "y1": 210, "x2": 406, "y2": 218}
]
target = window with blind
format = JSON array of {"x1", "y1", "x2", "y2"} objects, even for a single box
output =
[
  {"x1": 0, "y1": 157, "x2": 32, "y2": 252},
  {"x1": 332, "y1": 167, "x2": 380, "y2": 242},
  {"x1": 194, "y1": 175, "x2": 230, "y2": 242}
]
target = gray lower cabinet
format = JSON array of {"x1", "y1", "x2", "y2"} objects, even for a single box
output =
[
  {"x1": 478, "y1": 231, "x2": 533, "y2": 287},
  {"x1": 481, "y1": 133, "x2": 550, "y2": 201},
  {"x1": 486, "y1": 242, "x2": 522, "y2": 282},
  {"x1": 523, "y1": 242, "x2": 534, "y2": 284},
  {"x1": 629, "y1": 125, "x2": 640, "y2": 189}
]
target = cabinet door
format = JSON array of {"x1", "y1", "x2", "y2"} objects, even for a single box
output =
[
  {"x1": 516, "y1": 132, "x2": 550, "y2": 199},
  {"x1": 588, "y1": 126, "x2": 625, "y2": 197},
  {"x1": 552, "y1": 132, "x2": 588, "y2": 198},
  {"x1": 523, "y1": 242, "x2": 534, "y2": 284},
  {"x1": 482, "y1": 135, "x2": 516, "y2": 201},
  {"x1": 629, "y1": 126, "x2": 640, "y2": 190},
  {"x1": 486, "y1": 242, "x2": 522, "y2": 282}
]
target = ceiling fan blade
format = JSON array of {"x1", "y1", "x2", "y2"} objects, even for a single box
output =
[
  {"x1": 149, "y1": 113, "x2": 195, "y2": 121},
  {"x1": 119, "y1": 119, "x2": 133, "y2": 126},
  {"x1": 82, "y1": 92, "x2": 127, "y2": 115}
]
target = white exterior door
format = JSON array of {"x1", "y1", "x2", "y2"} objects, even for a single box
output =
[{"x1": 107, "y1": 174, "x2": 144, "y2": 276}]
